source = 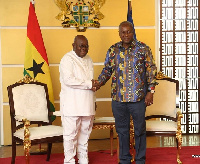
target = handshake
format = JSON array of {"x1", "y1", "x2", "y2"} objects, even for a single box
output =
[{"x1": 91, "y1": 79, "x2": 101, "y2": 92}]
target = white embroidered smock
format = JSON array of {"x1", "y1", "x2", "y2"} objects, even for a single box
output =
[{"x1": 59, "y1": 50, "x2": 95, "y2": 116}]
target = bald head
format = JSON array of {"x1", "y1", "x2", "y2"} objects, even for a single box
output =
[
  {"x1": 73, "y1": 35, "x2": 88, "y2": 44},
  {"x1": 72, "y1": 35, "x2": 89, "y2": 58}
]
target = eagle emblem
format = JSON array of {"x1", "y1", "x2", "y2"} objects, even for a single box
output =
[{"x1": 54, "y1": 0, "x2": 106, "y2": 32}]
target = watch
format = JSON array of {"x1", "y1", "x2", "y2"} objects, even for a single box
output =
[{"x1": 150, "y1": 90, "x2": 155, "y2": 93}]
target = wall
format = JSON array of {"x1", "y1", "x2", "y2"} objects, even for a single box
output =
[{"x1": 0, "y1": 0, "x2": 156, "y2": 145}]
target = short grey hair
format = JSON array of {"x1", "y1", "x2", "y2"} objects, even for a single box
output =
[{"x1": 119, "y1": 21, "x2": 133, "y2": 31}]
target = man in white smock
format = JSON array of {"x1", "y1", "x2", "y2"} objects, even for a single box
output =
[{"x1": 59, "y1": 35, "x2": 98, "y2": 164}]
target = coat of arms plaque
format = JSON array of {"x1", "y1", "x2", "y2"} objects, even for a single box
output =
[{"x1": 54, "y1": 0, "x2": 106, "y2": 32}]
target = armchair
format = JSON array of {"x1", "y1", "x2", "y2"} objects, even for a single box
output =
[
  {"x1": 145, "y1": 72, "x2": 183, "y2": 163},
  {"x1": 7, "y1": 76, "x2": 63, "y2": 164}
]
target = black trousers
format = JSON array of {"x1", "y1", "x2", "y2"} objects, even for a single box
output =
[{"x1": 112, "y1": 99, "x2": 146, "y2": 164}]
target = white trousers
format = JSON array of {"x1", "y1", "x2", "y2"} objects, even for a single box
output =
[{"x1": 62, "y1": 115, "x2": 94, "y2": 164}]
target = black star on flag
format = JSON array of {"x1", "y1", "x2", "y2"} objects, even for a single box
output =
[{"x1": 27, "y1": 59, "x2": 45, "y2": 78}]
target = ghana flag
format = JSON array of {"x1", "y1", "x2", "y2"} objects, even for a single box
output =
[{"x1": 24, "y1": 1, "x2": 55, "y2": 121}]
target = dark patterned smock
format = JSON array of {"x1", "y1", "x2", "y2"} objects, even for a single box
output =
[{"x1": 98, "y1": 40, "x2": 157, "y2": 102}]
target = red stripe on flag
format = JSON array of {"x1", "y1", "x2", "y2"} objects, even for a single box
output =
[{"x1": 27, "y1": 2, "x2": 49, "y2": 65}]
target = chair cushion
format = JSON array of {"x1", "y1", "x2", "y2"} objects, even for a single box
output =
[
  {"x1": 146, "y1": 120, "x2": 177, "y2": 132},
  {"x1": 94, "y1": 117, "x2": 115, "y2": 123},
  {"x1": 14, "y1": 125, "x2": 63, "y2": 140},
  {"x1": 12, "y1": 84, "x2": 49, "y2": 122}
]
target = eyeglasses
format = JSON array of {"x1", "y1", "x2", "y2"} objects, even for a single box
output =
[{"x1": 78, "y1": 44, "x2": 89, "y2": 49}]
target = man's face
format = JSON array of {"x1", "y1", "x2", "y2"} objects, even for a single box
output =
[
  {"x1": 73, "y1": 37, "x2": 89, "y2": 58},
  {"x1": 119, "y1": 24, "x2": 134, "y2": 45}
]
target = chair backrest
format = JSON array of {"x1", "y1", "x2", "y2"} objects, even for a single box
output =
[
  {"x1": 7, "y1": 80, "x2": 50, "y2": 125},
  {"x1": 145, "y1": 75, "x2": 179, "y2": 121}
]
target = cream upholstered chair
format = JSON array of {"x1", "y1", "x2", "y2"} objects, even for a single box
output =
[
  {"x1": 7, "y1": 76, "x2": 63, "y2": 164},
  {"x1": 145, "y1": 72, "x2": 183, "y2": 164},
  {"x1": 93, "y1": 117, "x2": 116, "y2": 155}
]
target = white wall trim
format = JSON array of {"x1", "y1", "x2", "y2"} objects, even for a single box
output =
[
  {"x1": 0, "y1": 27, "x2": 4, "y2": 146},
  {"x1": 96, "y1": 98, "x2": 112, "y2": 102}
]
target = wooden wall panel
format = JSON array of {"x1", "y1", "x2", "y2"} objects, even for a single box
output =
[
  {"x1": 95, "y1": 101, "x2": 112, "y2": 117},
  {"x1": 49, "y1": 66, "x2": 60, "y2": 101},
  {"x1": 136, "y1": 29, "x2": 156, "y2": 59},
  {"x1": 1, "y1": 29, "x2": 26, "y2": 64},
  {"x1": 2, "y1": 68, "x2": 24, "y2": 102},
  {"x1": 3, "y1": 105, "x2": 12, "y2": 145},
  {"x1": 0, "y1": 0, "x2": 30, "y2": 26},
  {"x1": 132, "y1": 0, "x2": 155, "y2": 26}
]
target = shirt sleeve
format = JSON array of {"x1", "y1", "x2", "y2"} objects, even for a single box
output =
[
  {"x1": 98, "y1": 48, "x2": 115, "y2": 86},
  {"x1": 145, "y1": 47, "x2": 158, "y2": 90},
  {"x1": 59, "y1": 56, "x2": 92, "y2": 90}
]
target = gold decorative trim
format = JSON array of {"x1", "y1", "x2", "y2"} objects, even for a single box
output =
[
  {"x1": 156, "y1": 71, "x2": 169, "y2": 80},
  {"x1": 23, "y1": 119, "x2": 31, "y2": 164},
  {"x1": 176, "y1": 110, "x2": 183, "y2": 164},
  {"x1": 93, "y1": 124, "x2": 115, "y2": 130},
  {"x1": 17, "y1": 75, "x2": 36, "y2": 84}
]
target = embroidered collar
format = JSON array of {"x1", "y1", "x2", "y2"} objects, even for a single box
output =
[{"x1": 118, "y1": 39, "x2": 137, "y2": 49}]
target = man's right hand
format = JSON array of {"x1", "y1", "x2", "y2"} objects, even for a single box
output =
[{"x1": 91, "y1": 79, "x2": 101, "y2": 92}]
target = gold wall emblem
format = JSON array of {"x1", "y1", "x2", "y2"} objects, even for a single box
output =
[{"x1": 54, "y1": 0, "x2": 106, "y2": 32}]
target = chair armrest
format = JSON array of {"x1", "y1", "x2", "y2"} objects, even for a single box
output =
[
  {"x1": 175, "y1": 107, "x2": 181, "y2": 112},
  {"x1": 176, "y1": 108, "x2": 183, "y2": 121},
  {"x1": 15, "y1": 115, "x2": 26, "y2": 122}
]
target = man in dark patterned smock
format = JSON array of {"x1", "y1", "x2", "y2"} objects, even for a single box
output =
[{"x1": 97, "y1": 21, "x2": 157, "y2": 164}]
